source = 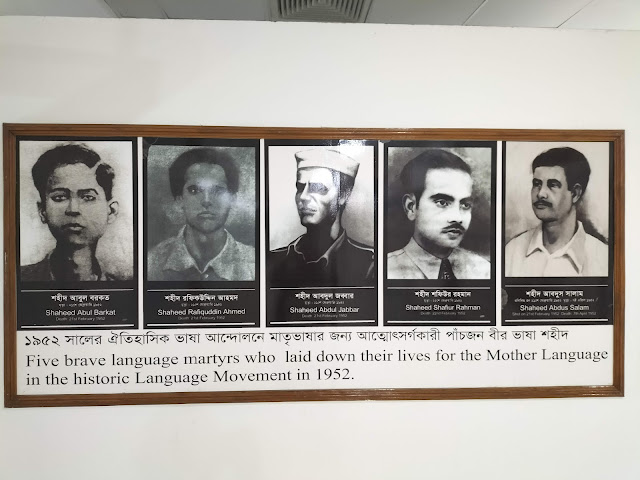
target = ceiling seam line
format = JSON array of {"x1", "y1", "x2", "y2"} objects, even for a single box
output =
[
  {"x1": 463, "y1": 0, "x2": 489, "y2": 26},
  {"x1": 101, "y1": 0, "x2": 119, "y2": 18},
  {"x1": 157, "y1": 2, "x2": 169, "y2": 20},
  {"x1": 557, "y1": 0, "x2": 598, "y2": 28}
]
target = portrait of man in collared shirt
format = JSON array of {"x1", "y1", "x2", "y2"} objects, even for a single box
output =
[
  {"x1": 19, "y1": 141, "x2": 134, "y2": 282},
  {"x1": 386, "y1": 147, "x2": 492, "y2": 280},
  {"x1": 146, "y1": 146, "x2": 255, "y2": 282},
  {"x1": 504, "y1": 143, "x2": 609, "y2": 277},
  {"x1": 267, "y1": 145, "x2": 375, "y2": 287}
]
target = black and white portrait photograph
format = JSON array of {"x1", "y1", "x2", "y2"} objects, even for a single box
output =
[
  {"x1": 145, "y1": 143, "x2": 256, "y2": 282},
  {"x1": 267, "y1": 143, "x2": 375, "y2": 287},
  {"x1": 386, "y1": 145, "x2": 493, "y2": 281},
  {"x1": 265, "y1": 141, "x2": 377, "y2": 328},
  {"x1": 504, "y1": 142, "x2": 610, "y2": 278},
  {"x1": 19, "y1": 140, "x2": 135, "y2": 282}
]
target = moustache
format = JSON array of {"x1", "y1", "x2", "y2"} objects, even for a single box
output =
[
  {"x1": 442, "y1": 224, "x2": 466, "y2": 235},
  {"x1": 533, "y1": 200, "x2": 552, "y2": 208}
]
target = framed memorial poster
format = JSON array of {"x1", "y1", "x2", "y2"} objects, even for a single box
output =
[{"x1": 3, "y1": 125, "x2": 625, "y2": 407}]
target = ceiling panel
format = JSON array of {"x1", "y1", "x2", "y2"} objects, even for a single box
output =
[
  {"x1": 0, "y1": 0, "x2": 115, "y2": 17},
  {"x1": 157, "y1": 0, "x2": 268, "y2": 21},
  {"x1": 561, "y1": 0, "x2": 640, "y2": 30},
  {"x1": 468, "y1": 0, "x2": 593, "y2": 28},
  {"x1": 366, "y1": 0, "x2": 485, "y2": 25},
  {"x1": 1, "y1": 0, "x2": 638, "y2": 31},
  {"x1": 104, "y1": 0, "x2": 167, "y2": 19}
]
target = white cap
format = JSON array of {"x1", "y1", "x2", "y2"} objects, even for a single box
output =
[{"x1": 295, "y1": 149, "x2": 359, "y2": 178}]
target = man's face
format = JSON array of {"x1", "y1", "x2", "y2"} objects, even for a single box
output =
[
  {"x1": 409, "y1": 168, "x2": 473, "y2": 253},
  {"x1": 295, "y1": 167, "x2": 341, "y2": 227},
  {"x1": 39, "y1": 163, "x2": 116, "y2": 248},
  {"x1": 178, "y1": 163, "x2": 233, "y2": 234},
  {"x1": 530, "y1": 166, "x2": 574, "y2": 223}
]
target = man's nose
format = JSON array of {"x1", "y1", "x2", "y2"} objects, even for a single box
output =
[
  {"x1": 65, "y1": 196, "x2": 80, "y2": 215},
  {"x1": 447, "y1": 205, "x2": 463, "y2": 223},
  {"x1": 537, "y1": 185, "x2": 549, "y2": 199},
  {"x1": 298, "y1": 184, "x2": 310, "y2": 202},
  {"x1": 201, "y1": 190, "x2": 213, "y2": 206}
]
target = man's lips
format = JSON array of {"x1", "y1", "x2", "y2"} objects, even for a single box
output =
[
  {"x1": 197, "y1": 212, "x2": 217, "y2": 218},
  {"x1": 534, "y1": 200, "x2": 552, "y2": 208},
  {"x1": 62, "y1": 223, "x2": 85, "y2": 232},
  {"x1": 299, "y1": 208, "x2": 317, "y2": 215},
  {"x1": 442, "y1": 227, "x2": 465, "y2": 237}
]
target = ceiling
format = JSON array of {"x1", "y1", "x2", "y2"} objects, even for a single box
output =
[{"x1": 0, "y1": 0, "x2": 639, "y2": 30}]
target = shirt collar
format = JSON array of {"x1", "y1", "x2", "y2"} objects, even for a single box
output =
[
  {"x1": 403, "y1": 237, "x2": 445, "y2": 279},
  {"x1": 163, "y1": 226, "x2": 234, "y2": 275},
  {"x1": 44, "y1": 252, "x2": 111, "y2": 281},
  {"x1": 290, "y1": 230, "x2": 346, "y2": 266},
  {"x1": 525, "y1": 221, "x2": 588, "y2": 274}
]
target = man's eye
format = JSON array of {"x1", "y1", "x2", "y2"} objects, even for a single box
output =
[
  {"x1": 212, "y1": 186, "x2": 229, "y2": 198},
  {"x1": 532, "y1": 180, "x2": 542, "y2": 188},
  {"x1": 434, "y1": 199, "x2": 450, "y2": 207},
  {"x1": 187, "y1": 186, "x2": 201, "y2": 194},
  {"x1": 548, "y1": 181, "x2": 561, "y2": 189},
  {"x1": 308, "y1": 183, "x2": 329, "y2": 195},
  {"x1": 50, "y1": 194, "x2": 68, "y2": 202},
  {"x1": 461, "y1": 202, "x2": 472, "y2": 211},
  {"x1": 296, "y1": 183, "x2": 305, "y2": 194},
  {"x1": 81, "y1": 194, "x2": 96, "y2": 202}
]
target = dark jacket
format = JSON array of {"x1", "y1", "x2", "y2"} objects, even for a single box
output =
[
  {"x1": 20, "y1": 253, "x2": 122, "y2": 282},
  {"x1": 268, "y1": 232, "x2": 374, "y2": 287}
]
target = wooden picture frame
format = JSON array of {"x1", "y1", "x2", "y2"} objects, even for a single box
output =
[{"x1": 4, "y1": 124, "x2": 624, "y2": 407}]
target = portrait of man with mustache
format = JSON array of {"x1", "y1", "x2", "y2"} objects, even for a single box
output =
[
  {"x1": 147, "y1": 147, "x2": 254, "y2": 281},
  {"x1": 504, "y1": 147, "x2": 608, "y2": 277},
  {"x1": 20, "y1": 143, "x2": 129, "y2": 282},
  {"x1": 387, "y1": 149, "x2": 490, "y2": 280}
]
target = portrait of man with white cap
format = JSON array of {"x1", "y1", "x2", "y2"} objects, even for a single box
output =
[{"x1": 268, "y1": 147, "x2": 375, "y2": 286}]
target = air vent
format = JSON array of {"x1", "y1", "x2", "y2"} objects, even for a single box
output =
[{"x1": 270, "y1": 0, "x2": 373, "y2": 23}]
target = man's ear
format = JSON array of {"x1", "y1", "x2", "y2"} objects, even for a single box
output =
[
  {"x1": 106, "y1": 200, "x2": 119, "y2": 224},
  {"x1": 338, "y1": 190, "x2": 351, "y2": 208},
  {"x1": 402, "y1": 193, "x2": 418, "y2": 221},
  {"x1": 570, "y1": 184, "x2": 584, "y2": 204},
  {"x1": 175, "y1": 195, "x2": 185, "y2": 213},
  {"x1": 37, "y1": 201, "x2": 47, "y2": 224}
]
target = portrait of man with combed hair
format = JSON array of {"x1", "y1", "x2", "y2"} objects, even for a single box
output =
[
  {"x1": 146, "y1": 145, "x2": 256, "y2": 282},
  {"x1": 504, "y1": 142, "x2": 609, "y2": 277},
  {"x1": 386, "y1": 146, "x2": 492, "y2": 280},
  {"x1": 20, "y1": 141, "x2": 134, "y2": 282}
]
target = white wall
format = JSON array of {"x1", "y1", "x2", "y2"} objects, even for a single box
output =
[{"x1": 1, "y1": 16, "x2": 639, "y2": 480}]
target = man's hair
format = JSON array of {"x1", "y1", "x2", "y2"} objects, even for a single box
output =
[
  {"x1": 32, "y1": 144, "x2": 115, "y2": 201},
  {"x1": 400, "y1": 149, "x2": 471, "y2": 205},
  {"x1": 531, "y1": 147, "x2": 591, "y2": 195},
  {"x1": 169, "y1": 147, "x2": 239, "y2": 198}
]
